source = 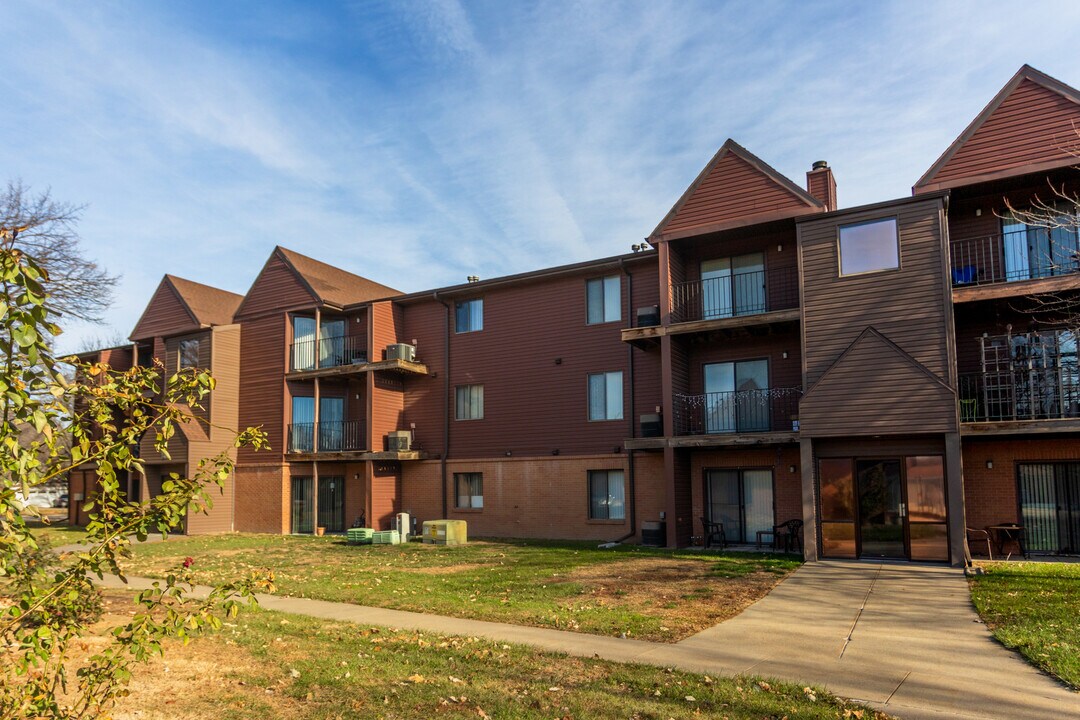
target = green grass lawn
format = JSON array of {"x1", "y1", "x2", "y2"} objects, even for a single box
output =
[
  {"x1": 969, "y1": 561, "x2": 1080, "y2": 689},
  {"x1": 105, "y1": 598, "x2": 889, "y2": 720},
  {"x1": 26, "y1": 521, "x2": 89, "y2": 548},
  {"x1": 122, "y1": 534, "x2": 800, "y2": 642}
]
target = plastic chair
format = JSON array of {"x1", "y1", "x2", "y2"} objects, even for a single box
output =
[{"x1": 701, "y1": 517, "x2": 726, "y2": 549}]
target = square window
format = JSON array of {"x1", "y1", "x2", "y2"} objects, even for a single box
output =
[
  {"x1": 588, "y1": 470, "x2": 625, "y2": 520},
  {"x1": 454, "y1": 472, "x2": 483, "y2": 509},
  {"x1": 455, "y1": 384, "x2": 484, "y2": 420},
  {"x1": 455, "y1": 298, "x2": 483, "y2": 333},
  {"x1": 586, "y1": 276, "x2": 621, "y2": 324},
  {"x1": 839, "y1": 218, "x2": 899, "y2": 276},
  {"x1": 178, "y1": 338, "x2": 200, "y2": 369},
  {"x1": 588, "y1": 371, "x2": 623, "y2": 420}
]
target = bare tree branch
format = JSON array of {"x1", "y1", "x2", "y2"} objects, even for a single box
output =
[{"x1": 0, "y1": 180, "x2": 118, "y2": 323}]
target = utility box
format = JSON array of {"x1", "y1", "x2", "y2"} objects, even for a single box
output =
[
  {"x1": 387, "y1": 430, "x2": 412, "y2": 451},
  {"x1": 347, "y1": 527, "x2": 374, "y2": 545},
  {"x1": 422, "y1": 519, "x2": 467, "y2": 546},
  {"x1": 641, "y1": 520, "x2": 666, "y2": 547},
  {"x1": 395, "y1": 512, "x2": 411, "y2": 542},
  {"x1": 372, "y1": 530, "x2": 401, "y2": 545},
  {"x1": 386, "y1": 343, "x2": 416, "y2": 362}
]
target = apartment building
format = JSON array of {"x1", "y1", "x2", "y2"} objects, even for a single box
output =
[{"x1": 71, "y1": 64, "x2": 1080, "y2": 565}]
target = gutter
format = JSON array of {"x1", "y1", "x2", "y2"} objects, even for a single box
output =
[{"x1": 434, "y1": 291, "x2": 451, "y2": 519}]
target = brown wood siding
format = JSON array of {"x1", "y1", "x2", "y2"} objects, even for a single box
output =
[
  {"x1": 237, "y1": 314, "x2": 286, "y2": 463},
  {"x1": 400, "y1": 302, "x2": 447, "y2": 455},
  {"x1": 131, "y1": 280, "x2": 198, "y2": 340},
  {"x1": 370, "y1": 301, "x2": 406, "y2": 450},
  {"x1": 798, "y1": 197, "x2": 957, "y2": 437},
  {"x1": 235, "y1": 253, "x2": 316, "y2": 319},
  {"x1": 948, "y1": 172, "x2": 1080, "y2": 240},
  {"x1": 931, "y1": 79, "x2": 1080, "y2": 187},
  {"x1": 628, "y1": 263, "x2": 663, "y2": 426},
  {"x1": 164, "y1": 330, "x2": 212, "y2": 425},
  {"x1": 665, "y1": 153, "x2": 813, "y2": 235},
  {"x1": 400, "y1": 269, "x2": 655, "y2": 458},
  {"x1": 685, "y1": 331, "x2": 801, "y2": 395},
  {"x1": 99, "y1": 347, "x2": 134, "y2": 371}
]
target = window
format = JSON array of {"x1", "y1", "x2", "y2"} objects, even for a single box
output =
[
  {"x1": 588, "y1": 470, "x2": 625, "y2": 520},
  {"x1": 839, "y1": 218, "x2": 899, "y2": 276},
  {"x1": 706, "y1": 469, "x2": 774, "y2": 544},
  {"x1": 455, "y1": 384, "x2": 484, "y2": 420},
  {"x1": 178, "y1": 339, "x2": 200, "y2": 369},
  {"x1": 1002, "y1": 208, "x2": 1080, "y2": 282},
  {"x1": 586, "y1": 276, "x2": 621, "y2": 324},
  {"x1": 588, "y1": 371, "x2": 623, "y2": 421},
  {"x1": 455, "y1": 298, "x2": 483, "y2": 333},
  {"x1": 454, "y1": 472, "x2": 483, "y2": 509},
  {"x1": 701, "y1": 253, "x2": 765, "y2": 318}
]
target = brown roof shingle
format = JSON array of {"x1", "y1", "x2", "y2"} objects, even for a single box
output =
[
  {"x1": 276, "y1": 246, "x2": 401, "y2": 307},
  {"x1": 165, "y1": 275, "x2": 244, "y2": 327}
]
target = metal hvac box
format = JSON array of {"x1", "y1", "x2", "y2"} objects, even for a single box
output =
[{"x1": 421, "y1": 519, "x2": 467, "y2": 546}]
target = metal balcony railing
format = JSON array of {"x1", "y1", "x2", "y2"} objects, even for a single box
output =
[
  {"x1": 959, "y1": 371, "x2": 1080, "y2": 422},
  {"x1": 291, "y1": 335, "x2": 368, "y2": 372},
  {"x1": 670, "y1": 266, "x2": 798, "y2": 324},
  {"x1": 287, "y1": 420, "x2": 367, "y2": 453},
  {"x1": 950, "y1": 229, "x2": 1080, "y2": 287},
  {"x1": 673, "y1": 387, "x2": 802, "y2": 436}
]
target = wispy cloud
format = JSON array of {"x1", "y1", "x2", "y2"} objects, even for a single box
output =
[{"x1": 2, "y1": 0, "x2": 1080, "y2": 351}]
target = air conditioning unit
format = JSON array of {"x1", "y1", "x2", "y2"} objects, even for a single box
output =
[
  {"x1": 385, "y1": 343, "x2": 416, "y2": 362},
  {"x1": 636, "y1": 305, "x2": 660, "y2": 327},
  {"x1": 395, "y1": 512, "x2": 411, "y2": 542},
  {"x1": 640, "y1": 413, "x2": 662, "y2": 437},
  {"x1": 387, "y1": 430, "x2": 412, "y2": 452}
]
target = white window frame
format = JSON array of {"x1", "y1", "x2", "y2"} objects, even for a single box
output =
[
  {"x1": 588, "y1": 470, "x2": 625, "y2": 520},
  {"x1": 455, "y1": 384, "x2": 484, "y2": 420},
  {"x1": 454, "y1": 472, "x2": 483, "y2": 509},
  {"x1": 586, "y1": 275, "x2": 621, "y2": 324},
  {"x1": 838, "y1": 217, "x2": 900, "y2": 277},
  {"x1": 587, "y1": 371, "x2": 623, "y2": 421},
  {"x1": 455, "y1": 298, "x2": 483, "y2": 333}
]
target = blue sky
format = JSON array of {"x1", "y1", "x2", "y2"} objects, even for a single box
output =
[{"x1": 3, "y1": 1, "x2": 1080, "y2": 352}]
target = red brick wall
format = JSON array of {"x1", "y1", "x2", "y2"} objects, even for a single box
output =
[
  {"x1": 962, "y1": 436, "x2": 1080, "y2": 535},
  {"x1": 234, "y1": 464, "x2": 288, "y2": 533},
  {"x1": 399, "y1": 452, "x2": 666, "y2": 542},
  {"x1": 689, "y1": 446, "x2": 802, "y2": 543}
]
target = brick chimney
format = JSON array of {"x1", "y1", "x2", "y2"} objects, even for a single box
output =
[{"x1": 806, "y1": 160, "x2": 837, "y2": 212}]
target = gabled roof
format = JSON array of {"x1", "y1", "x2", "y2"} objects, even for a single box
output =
[
  {"x1": 915, "y1": 65, "x2": 1080, "y2": 193},
  {"x1": 649, "y1": 139, "x2": 824, "y2": 242},
  {"x1": 166, "y1": 275, "x2": 244, "y2": 327},
  {"x1": 130, "y1": 275, "x2": 242, "y2": 340},
  {"x1": 276, "y1": 247, "x2": 401, "y2": 307}
]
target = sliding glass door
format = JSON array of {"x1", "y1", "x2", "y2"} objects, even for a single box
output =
[
  {"x1": 701, "y1": 253, "x2": 766, "y2": 319},
  {"x1": 706, "y1": 469, "x2": 774, "y2": 544},
  {"x1": 704, "y1": 359, "x2": 769, "y2": 433}
]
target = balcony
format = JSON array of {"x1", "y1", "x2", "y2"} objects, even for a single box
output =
[
  {"x1": 669, "y1": 266, "x2": 799, "y2": 330},
  {"x1": 670, "y1": 387, "x2": 801, "y2": 446},
  {"x1": 950, "y1": 229, "x2": 1080, "y2": 301},
  {"x1": 287, "y1": 420, "x2": 366, "y2": 456},
  {"x1": 959, "y1": 371, "x2": 1080, "y2": 433},
  {"x1": 288, "y1": 335, "x2": 428, "y2": 378}
]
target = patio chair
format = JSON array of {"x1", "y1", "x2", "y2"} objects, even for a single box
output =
[
  {"x1": 773, "y1": 519, "x2": 803, "y2": 553},
  {"x1": 701, "y1": 517, "x2": 726, "y2": 549},
  {"x1": 966, "y1": 527, "x2": 992, "y2": 560}
]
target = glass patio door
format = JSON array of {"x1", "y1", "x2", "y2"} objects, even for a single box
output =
[
  {"x1": 317, "y1": 476, "x2": 346, "y2": 533},
  {"x1": 1003, "y1": 210, "x2": 1080, "y2": 281},
  {"x1": 292, "y1": 317, "x2": 317, "y2": 371},
  {"x1": 291, "y1": 396, "x2": 315, "y2": 452},
  {"x1": 1020, "y1": 463, "x2": 1080, "y2": 554},
  {"x1": 704, "y1": 359, "x2": 769, "y2": 433},
  {"x1": 701, "y1": 253, "x2": 765, "y2": 319},
  {"x1": 291, "y1": 476, "x2": 314, "y2": 534},
  {"x1": 706, "y1": 469, "x2": 774, "y2": 544},
  {"x1": 318, "y1": 397, "x2": 345, "y2": 451},
  {"x1": 319, "y1": 319, "x2": 346, "y2": 368}
]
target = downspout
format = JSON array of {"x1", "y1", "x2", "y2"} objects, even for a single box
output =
[
  {"x1": 611, "y1": 258, "x2": 637, "y2": 544},
  {"x1": 434, "y1": 291, "x2": 451, "y2": 519}
]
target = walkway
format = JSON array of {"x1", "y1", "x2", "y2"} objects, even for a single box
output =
[{"x1": 96, "y1": 561, "x2": 1079, "y2": 720}]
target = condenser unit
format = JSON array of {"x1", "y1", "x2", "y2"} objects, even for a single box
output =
[
  {"x1": 636, "y1": 305, "x2": 660, "y2": 327},
  {"x1": 386, "y1": 343, "x2": 416, "y2": 362},
  {"x1": 387, "y1": 430, "x2": 412, "y2": 452}
]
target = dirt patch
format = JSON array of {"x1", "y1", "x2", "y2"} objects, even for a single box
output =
[{"x1": 563, "y1": 557, "x2": 787, "y2": 640}]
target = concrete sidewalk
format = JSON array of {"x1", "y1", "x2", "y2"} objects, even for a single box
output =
[{"x1": 96, "y1": 561, "x2": 1079, "y2": 720}]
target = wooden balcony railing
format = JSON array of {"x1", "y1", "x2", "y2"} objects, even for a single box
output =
[
  {"x1": 950, "y1": 229, "x2": 1080, "y2": 287},
  {"x1": 959, "y1": 371, "x2": 1080, "y2": 422},
  {"x1": 291, "y1": 335, "x2": 368, "y2": 373},
  {"x1": 673, "y1": 387, "x2": 801, "y2": 435},
  {"x1": 287, "y1": 420, "x2": 366, "y2": 453},
  {"x1": 670, "y1": 266, "x2": 798, "y2": 324}
]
